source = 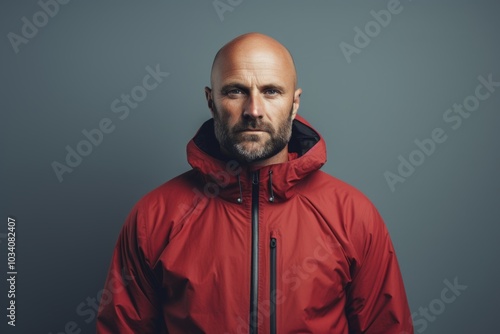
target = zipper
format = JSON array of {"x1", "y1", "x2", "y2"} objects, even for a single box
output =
[
  {"x1": 270, "y1": 237, "x2": 277, "y2": 334},
  {"x1": 250, "y1": 171, "x2": 260, "y2": 334}
]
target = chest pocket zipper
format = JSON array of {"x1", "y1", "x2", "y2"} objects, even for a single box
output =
[{"x1": 270, "y1": 237, "x2": 277, "y2": 334}]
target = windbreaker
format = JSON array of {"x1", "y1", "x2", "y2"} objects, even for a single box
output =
[{"x1": 96, "y1": 115, "x2": 413, "y2": 334}]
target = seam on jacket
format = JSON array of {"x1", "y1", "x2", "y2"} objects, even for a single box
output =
[{"x1": 296, "y1": 192, "x2": 352, "y2": 268}]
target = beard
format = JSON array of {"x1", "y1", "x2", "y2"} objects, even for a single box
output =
[{"x1": 213, "y1": 104, "x2": 294, "y2": 164}]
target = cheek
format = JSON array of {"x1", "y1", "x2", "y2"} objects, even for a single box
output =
[
  {"x1": 268, "y1": 99, "x2": 294, "y2": 116},
  {"x1": 217, "y1": 104, "x2": 241, "y2": 124},
  {"x1": 268, "y1": 104, "x2": 294, "y2": 126}
]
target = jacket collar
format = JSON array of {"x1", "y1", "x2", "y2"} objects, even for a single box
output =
[{"x1": 186, "y1": 115, "x2": 326, "y2": 203}]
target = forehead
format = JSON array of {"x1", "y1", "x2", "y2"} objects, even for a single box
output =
[{"x1": 212, "y1": 48, "x2": 296, "y2": 88}]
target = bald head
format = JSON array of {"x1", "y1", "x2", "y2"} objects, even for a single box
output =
[
  {"x1": 210, "y1": 33, "x2": 298, "y2": 89},
  {"x1": 204, "y1": 33, "x2": 302, "y2": 166}
]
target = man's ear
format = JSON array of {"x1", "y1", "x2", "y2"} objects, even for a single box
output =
[
  {"x1": 291, "y1": 88, "x2": 302, "y2": 120},
  {"x1": 205, "y1": 87, "x2": 214, "y2": 114}
]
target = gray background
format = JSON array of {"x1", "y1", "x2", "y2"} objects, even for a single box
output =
[{"x1": 1, "y1": 0, "x2": 499, "y2": 333}]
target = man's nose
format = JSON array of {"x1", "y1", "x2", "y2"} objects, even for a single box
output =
[{"x1": 243, "y1": 92, "x2": 264, "y2": 119}]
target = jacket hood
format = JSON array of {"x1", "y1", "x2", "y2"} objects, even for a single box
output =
[{"x1": 186, "y1": 114, "x2": 327, "y2": 203}]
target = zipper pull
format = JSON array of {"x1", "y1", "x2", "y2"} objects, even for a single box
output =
[
  {"x1": 270, "y1": 237, "x2": 276, "y2": 248},
  {"x1": 252, "y1": 171, "x2": 259, "y2": 185}
]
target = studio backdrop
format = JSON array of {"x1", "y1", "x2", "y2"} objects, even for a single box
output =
[{"x1": 1, "y1": 1, "x2": 499, "y2": 333}]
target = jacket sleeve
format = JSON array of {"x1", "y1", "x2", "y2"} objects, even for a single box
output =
[
  {"x1": 345, "y1": 201, "x2": 413, "y2": 334},
  {"x1": 96, "y1": 204, "x2": 167, "y2": 333}
]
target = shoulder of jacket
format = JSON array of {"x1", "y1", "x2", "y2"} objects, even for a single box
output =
[
  {"x1": 302, "y1": 170, "x2": 385, "y2": 235},
  {"x1": 134, "y1": 169, "x2": 201, "y2": 213},
  {"x1": 118, "y1": 169, "x2": 203, "y2": 263},
  {"x1": 302, "y1": 170, "x2": 373, "y2": 206},
  {"x1": 305, "y1": 171, "x2": 390, "y2": 267},
  {"x1": 126, "y1": 169, "x2": 203, "y2": 251}
]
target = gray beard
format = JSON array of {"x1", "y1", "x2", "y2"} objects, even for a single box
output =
[{"x1": 213, "y1": 105, "x2": 293, "y2": 164}]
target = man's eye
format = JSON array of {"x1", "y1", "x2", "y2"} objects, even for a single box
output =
[
  {"x1": 265, "y1": 89, "x2": 280, "y2": 95},
  {"x1": 227, "y1": 89, "x2": 243, "y2": 95}
]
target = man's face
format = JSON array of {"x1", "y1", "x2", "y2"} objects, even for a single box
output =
[
  {"x1": 206, "y1": 45, "x2": 301, "y2": 164},
  {"x1": 212, "y1": 99, "x2": 295, "y2": 164}
]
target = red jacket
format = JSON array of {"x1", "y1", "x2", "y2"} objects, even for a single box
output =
[{"x1": 97, "y1": 115, "x2": 413, "y2": 333}]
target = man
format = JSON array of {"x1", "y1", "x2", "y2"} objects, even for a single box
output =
[{"x1": 97, "y1": 33, "x2": 413, "y2": 333}]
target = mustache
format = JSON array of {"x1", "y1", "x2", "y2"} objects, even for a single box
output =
[{"x1": 232, "y1": 119, "x2": 274, "y2": 133}]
